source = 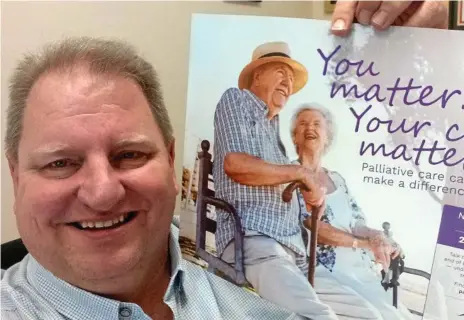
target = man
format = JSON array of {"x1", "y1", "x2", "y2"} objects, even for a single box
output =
[{"x1": 0, "y1": 36, "x2": 308, "y2": 320}]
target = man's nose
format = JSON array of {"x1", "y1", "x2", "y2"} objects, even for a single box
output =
[
  {"x1": 282, "y1": 75, "x2": 293, "y2": 92},
  {"x1": 77, "y1": 159, "x2": 125, "y2": 212},
  {"x1": 281, "y1": 77, "x2": 289, "y2": 86}
]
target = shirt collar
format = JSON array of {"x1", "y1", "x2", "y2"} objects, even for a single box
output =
[
  {"x1": 26, "y1": 219, "x2": 186, "y2": 320},
  {"x1": 243, "y1": 89, "x2": 270, "y2": 117},
  {"x1": 164, "y1": 218, "x2": 186, "y2": 300}
]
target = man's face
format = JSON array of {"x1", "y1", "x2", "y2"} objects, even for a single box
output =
[
  {"x1": 252, "y1": 62, "x2": 294, "y2": 115},
  {"x1": 293, "y1": 109, "x2": 328, "y2": 156},
  {"x1": 8, "y1": 66, "x2": 179, "y2": 285}
]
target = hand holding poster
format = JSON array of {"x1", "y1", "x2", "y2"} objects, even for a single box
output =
[{"x1": 179, "y1": 14, "x2": 463, "y2": 319}]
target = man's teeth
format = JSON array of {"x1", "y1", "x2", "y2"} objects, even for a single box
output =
[{"x1": 79, "y1": 214, "x2": 126, "y2": 229}]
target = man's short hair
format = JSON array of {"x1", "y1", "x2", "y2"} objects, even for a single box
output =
[{"x1": 5, "y1": 36, "x2": 173, "y2": 160}]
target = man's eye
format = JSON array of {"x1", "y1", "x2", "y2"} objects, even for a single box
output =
[
  {"x1": 113, "y1": 151, "x2": 150, "y2": 169},
  {"x1": 117, "y1": 151, "x2": 144, "y2": 160},
  {"x1": 47, "y1": 159, "x2": 71, "y2": 169},
  {"x1": 41, "y1": 159, "x2": 79, "y2": 179}
]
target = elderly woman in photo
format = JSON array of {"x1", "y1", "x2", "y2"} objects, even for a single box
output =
[{"x1": 290, "y1": 103, "x2": 412, "y2": 320}]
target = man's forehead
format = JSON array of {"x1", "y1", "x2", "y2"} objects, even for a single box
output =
[
  {"x1": 26, "y1": 68, "x2": 148, "y2": 119},
  {"x1": 19, "y1": 68, "x2": 161, "y2": 154},
  {"x1": 267, "y1": 62, "x2": 293, "y2": 73},
  {"x1": 30, "y1": 133, "x2": 155, "y2": 155}
]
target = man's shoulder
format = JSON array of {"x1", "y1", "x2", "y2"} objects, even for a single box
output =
[
  {"x1": 1, "y1": 260, "x2": 29, "y2": 314},
  {"x1": 219, "y1": 87, "x2": 244, "y2": 100},
  {"x1": 216, "y1": 87, "x2": 248, "y2": 111}
]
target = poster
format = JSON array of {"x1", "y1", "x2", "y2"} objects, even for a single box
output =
[{"x1": 179, "y1": 13, "x2": 464, "y2": 319}]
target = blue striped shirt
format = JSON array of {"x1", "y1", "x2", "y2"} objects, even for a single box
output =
[
  {"x1": 213, "y1": 88, "x2": 306, "y2": 259},
  {"x1": 1, "y1": 217, "x2": 306, "y2": 320}
]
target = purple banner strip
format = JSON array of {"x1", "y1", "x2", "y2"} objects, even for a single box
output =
[{"x1": 437, "y1": 205, "x2": 464, "y2": 250}]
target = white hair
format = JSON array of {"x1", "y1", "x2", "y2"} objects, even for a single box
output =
[{"x1": 290, "y1": 102, "x2": 336, "y2": 154}]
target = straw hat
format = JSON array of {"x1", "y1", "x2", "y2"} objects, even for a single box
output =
[{"x1": 238, "y1": 41, "x2": 308, "y2": 94}]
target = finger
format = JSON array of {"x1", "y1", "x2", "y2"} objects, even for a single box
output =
[
  {"x1": 379, "y1": 252, "x2": 388, "y2": 271},
  {"x1": 313, "y1": 202, "x2": 325, "y2": 220},
  {"x1": 373, "y1": 247, "x2": 383, "y2": 262},
  {"x1": 312, "y1": 192, "x2": 325, "y2": 205},
  {"x1": 355, "y1": 1, "x2": 382, "y2": 25},
  {"x1": 384, "y1": 247, "x2": 391, "y2": 269},
  {"x1": 403, "y1": 1, "x2": 449, "y2": 29},
  {"x1": 331, "y1": 0, "x2": 358, "y2": 36},
  {"x1": 303, "y1": 179, "x2": 316, "y2": 192},
  {"x1": 392, "y1": 249, "x2": 400, "y2": 260},
  {"x1": 376, "y1": 250, "x2": 388, "y2": 270},
  {"x1": 370, "y1": 1, "x2": 413, "y2": 30}
]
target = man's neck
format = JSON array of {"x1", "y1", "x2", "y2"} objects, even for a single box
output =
[
  {"x1": 81, "y1": 241, "x2": 173, "y2": 318},
  {"x1": 116, "y1": 247, "x2": 173, "y2": 318},
  {"x1": 266, "y1": 109, "x2": 278, "y2": 120},
  {"x1": 249, "y1": 87, "x2": 278, "y2": 120},
  {"x1": 135, "y1": 255, "x2": 172, "y2": 316}
]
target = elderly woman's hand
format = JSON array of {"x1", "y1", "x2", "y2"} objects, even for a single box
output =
[
  {"x1": 390, "y1": 240, "x2": 404, "y2": 260},
  {"x1": 331, "y1": 0, "x2": 449, "y2": 36},
  {"x1": 368, "y1": 234, "x2": 394, "y2": 271}
]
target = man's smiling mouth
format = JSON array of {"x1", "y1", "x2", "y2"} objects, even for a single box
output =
[
  {"x1": 68, "y1": 211, "x2": 138, "y2": 231},
  {"x1": 276, "y1": 88, "x2": 287, "y2": 96}
]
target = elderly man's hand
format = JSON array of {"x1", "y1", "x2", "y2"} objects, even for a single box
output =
[
  {"x1": 297, "y1": 168, "x2": 326, "y2": 217},
  {"x1": 331, "y1": 1, "x2": 449, "y2": 36}
]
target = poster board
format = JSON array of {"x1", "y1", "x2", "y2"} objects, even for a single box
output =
[{"x1": 180, "y1": 13, "x2": 464, "y2": 319}]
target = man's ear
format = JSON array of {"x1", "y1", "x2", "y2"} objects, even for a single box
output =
[
  {"x1": 167, "y1": 139, "x2": 179, "y2": 195},
  {"x1": 7, "y1": 153, "x2": 19, "y2": 198},
  {"x1": 167, "y1": 139, "x2": 176, "y2": 167},
  {"x1": 252, "y1": 70, "x2": 261, "y2": 87}
]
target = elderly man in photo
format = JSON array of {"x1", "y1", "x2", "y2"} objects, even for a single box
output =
[
  {"x1": 0, "y1": 37, "x2": 314, "y2": 320},
  {"x1": 213, "y1": 42, "x2": 388, "y2": 320}
]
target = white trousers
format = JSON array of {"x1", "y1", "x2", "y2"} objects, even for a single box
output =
[
  {"x1": 328, "y1": 268, "x2": 414, "y2": 320},
  {"x1": 220, "y1": 235, "x2": 383, "y2": 320}
]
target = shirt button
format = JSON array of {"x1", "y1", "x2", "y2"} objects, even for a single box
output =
[{"x1": 119, "y1": 307, "x2": 132, "y2": 318}]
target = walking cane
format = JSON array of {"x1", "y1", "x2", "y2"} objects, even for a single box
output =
[{"x1": 282, "y1": 181, "x2": 321, "y2": 287}]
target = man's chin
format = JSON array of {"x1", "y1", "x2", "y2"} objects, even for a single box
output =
[
  {"x1": 66, "y1": 245, "x2": 145, "y2": 282},
  {"x1": 274, "y1": 99, "x2": 288, "y2": 110}
]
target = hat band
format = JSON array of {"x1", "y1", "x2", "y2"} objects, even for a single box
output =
[{"x1": 259, "y1": 52, "x2": 290, "y2": 59}]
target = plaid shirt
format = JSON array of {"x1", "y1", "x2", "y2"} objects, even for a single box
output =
[
  {"x1": 213, "y1": 88, "x2": 306, "y2": 259},
  {"x1": 1, "y1": 217, "x2": 305, "y2": 320}
]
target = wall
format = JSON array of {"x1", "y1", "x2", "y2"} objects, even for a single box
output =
[{"x1": 1, "y1": 1, "x2": 330, "y2": 243}]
